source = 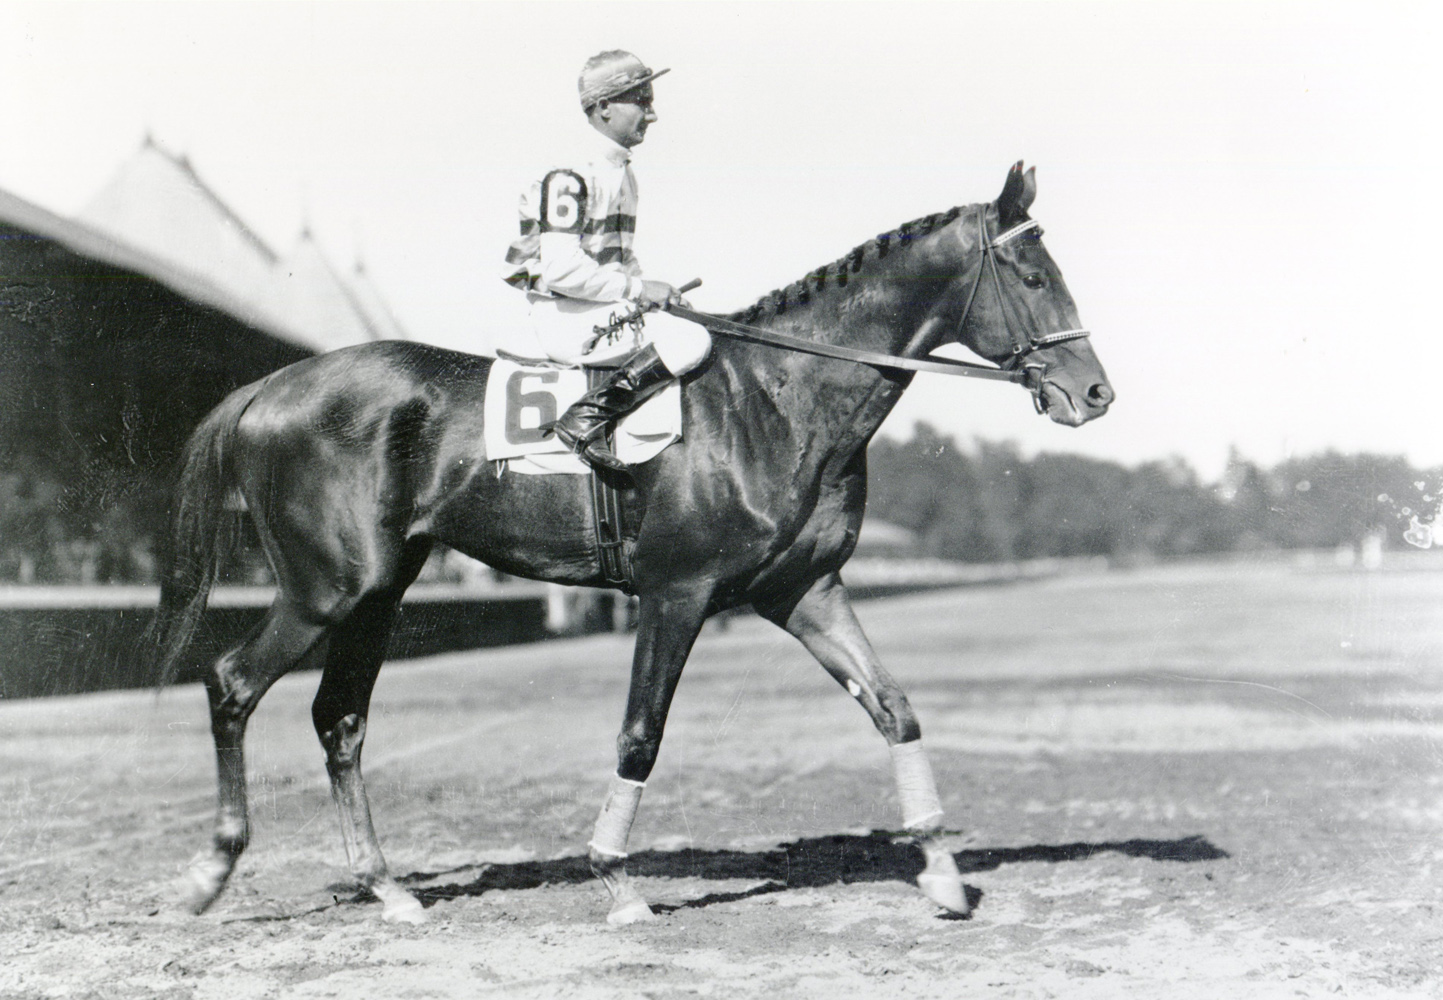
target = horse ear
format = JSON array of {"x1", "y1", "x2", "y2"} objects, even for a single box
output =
[{"x1": 997, "y1": 161, "x2": 1036, "y2": 226}]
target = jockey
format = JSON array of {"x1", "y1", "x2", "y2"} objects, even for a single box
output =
[{"x1": 500, "y1": 49, "x2": 712, "y2": 473}]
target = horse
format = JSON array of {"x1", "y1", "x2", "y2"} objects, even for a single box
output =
[{"x1": 153, "y1": 162, "x2": 1113, "y2": 925}]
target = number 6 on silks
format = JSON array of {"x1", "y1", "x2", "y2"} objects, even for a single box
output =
[{"x1": 540, "y1": 170, "x2": 586, "y2": 233}]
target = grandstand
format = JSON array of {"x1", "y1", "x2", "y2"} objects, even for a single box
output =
[{"x1": 0, "y1": 136, "x2": 408, "y2": 585}]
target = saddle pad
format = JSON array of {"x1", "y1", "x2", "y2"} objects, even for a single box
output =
[{"x1": 483, "y1": 358, "x2": 682, "y2": 474}]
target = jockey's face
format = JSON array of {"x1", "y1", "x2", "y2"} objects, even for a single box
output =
[{"x1": 591, "y1": 85, "x2": 657, "y2": 148}]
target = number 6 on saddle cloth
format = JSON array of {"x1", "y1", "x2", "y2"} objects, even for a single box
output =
[{"x1": 481, "y1": 357, "x2": 683, "y2": 475}]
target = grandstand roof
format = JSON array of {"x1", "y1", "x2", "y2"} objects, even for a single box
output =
[
  {"x1": 278, "y1": 229, "x2": 390, "y2": 348},
  {"x1": 347, "y1": 258, "x2": 410, "y2": 341},
  {"x1": 0, "y1": 183, "x2": 297, "y2": 343},
  {"x1": 75, "y1": 136, "x2": 407, "y2": 353}
]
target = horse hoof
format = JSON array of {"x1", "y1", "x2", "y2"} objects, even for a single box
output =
[
  {"x1": 606, "y1": 899, "x2": 655, "y2": 925},
  {"x1": 375, "y1": 885, "x2": 427, "y2": 925},
  {"x1": 917, "y1": 872, "x2": 969, "y2": 915},
  {"x1": 175, "y1": 885, "x2": 219, "y2": 916},
  {"x1": 382, "y1": 899, "x2": 427, "y2": 925},
  {"x1": 174, "y1": 858, "x2": 228, "y2": 915}
]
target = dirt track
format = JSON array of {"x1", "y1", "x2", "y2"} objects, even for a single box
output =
[{"x1": 2, "y1": 559, "x2": 1441, "y2": 998}]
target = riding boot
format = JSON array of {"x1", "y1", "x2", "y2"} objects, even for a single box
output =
[{"x1": 547, "y1": 344, "x2": 674, "y2": 473}]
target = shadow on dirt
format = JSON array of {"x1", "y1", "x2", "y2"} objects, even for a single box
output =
[{"x1": 397, "y1": 831, "x2": 1228, "y2": 913}]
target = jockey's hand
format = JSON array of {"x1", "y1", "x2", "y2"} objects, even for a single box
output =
[{"x1": 637, "y1": 280, "x2": 691, "y2": 311}]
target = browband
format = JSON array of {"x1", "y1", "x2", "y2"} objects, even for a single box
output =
[{"x1": 990, "y1": 218, "x2": 1041, "y2": 247}]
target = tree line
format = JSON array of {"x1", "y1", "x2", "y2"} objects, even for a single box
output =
[
  {"x1": 864, "y1": 423, "x2": 1439, "y2": 563},
  {"x1": 2, "y1": 422, "x2": 1438, "y2": 584}
]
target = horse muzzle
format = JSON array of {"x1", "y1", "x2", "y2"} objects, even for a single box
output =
[{"x1": 1035, "y1": 374, "x2": 1114, "y2": 427}]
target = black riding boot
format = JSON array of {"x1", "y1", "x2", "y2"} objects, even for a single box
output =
[{"x1": 548, "y1": 344, "x2": 674, "y2": 473}]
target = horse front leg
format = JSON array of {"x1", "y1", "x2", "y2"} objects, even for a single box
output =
[
  {"x1": 589, "y1": 588, "x2": 709, "y2": 925},
  {"x1": 758, "y1": 572, "x2": 968, "y2": 915}
]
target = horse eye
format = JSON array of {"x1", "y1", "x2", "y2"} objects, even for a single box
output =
[{"x1": 1023, "y1": 273, "x2": 1047, "y2": 289}]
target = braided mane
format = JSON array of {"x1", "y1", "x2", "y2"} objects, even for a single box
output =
[{"x1": 728, "y1": 205, "x2": 964, "y2": 324}]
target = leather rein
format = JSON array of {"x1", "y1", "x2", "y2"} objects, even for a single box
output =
[{"x1": 615, "y1": 208, "x2": 1091, "y2": 404}]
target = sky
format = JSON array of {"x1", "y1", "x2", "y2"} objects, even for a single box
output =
[{"x1": 1, "y1": 1, "x2": 1438, "y2": 480}]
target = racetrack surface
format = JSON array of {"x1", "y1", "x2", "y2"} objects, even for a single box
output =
[{"x1": 2, "y1": 558, "x2": 1440, "y2": 998}]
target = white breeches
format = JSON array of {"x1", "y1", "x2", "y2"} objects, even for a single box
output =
[{"x1": 526, "y1": 295, "x2": 712, "y2": 375}]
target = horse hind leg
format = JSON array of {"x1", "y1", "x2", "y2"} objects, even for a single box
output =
[
  {"x1": 177, "y1": 601, "x2": 331, "y2": 915},
  {"x1": 310, "y1": 565, "x2": 428, "y2": 925},
  {"x1": 758, "y1": 572, "x2": 968, "y2": 916}
]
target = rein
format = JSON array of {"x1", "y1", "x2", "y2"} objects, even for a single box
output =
[
  {"x1": 603, "y1": 208, "x2": 1090, "y2": 396},
  {"x1": 663, "y1": 304, "x2": 1027, "y2": 383}
]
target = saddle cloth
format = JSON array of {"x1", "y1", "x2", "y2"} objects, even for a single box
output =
[{"x1": 483, "y1": 357, "x2": 682, "y2": 475}]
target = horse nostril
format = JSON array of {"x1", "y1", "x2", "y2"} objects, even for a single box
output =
[{"x1": 1087, "y1": 382, "x2": 1114, "y2": 407}]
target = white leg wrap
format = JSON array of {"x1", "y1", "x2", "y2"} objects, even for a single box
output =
[
  {"x1": 890, "y1": 740, "x2": 944, "y2": 830},
  {"x1": 588, "y1": 773, "x2": 645, "y2": 858}
]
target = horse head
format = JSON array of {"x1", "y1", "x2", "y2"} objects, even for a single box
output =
[{"x1": 949, "y1": 162, "x2": 1114, "y2": 427}]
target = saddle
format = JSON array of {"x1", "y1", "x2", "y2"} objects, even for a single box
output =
[
  {"x1": 484, "y1": 354, "x2": 681, "y2": 472},
  {"x1": 484, "y1": 353, "x2": 682, "y2": 591}
]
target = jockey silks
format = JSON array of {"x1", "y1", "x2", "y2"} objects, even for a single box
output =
[
  {"x1": 498, "y1": 126, "x2": 709, "y2": 375},
  {"x1": 502, "y1": 128, "x2": 644, "y2": 303}
]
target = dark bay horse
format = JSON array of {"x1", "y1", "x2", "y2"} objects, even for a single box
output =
[{"x1": 155, "y1": 163, "x2": 1112, "y2": 925}]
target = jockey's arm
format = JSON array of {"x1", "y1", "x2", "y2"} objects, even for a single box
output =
[
  {"x1": 524, "y1": 166, "x2": 689, "y2": 308},
  {"x1": 536, "y1": 231, "x2": 641, "y2": 303},
  {"x1": 536, "y1": 234, "x2": 689, "y2": 310}
]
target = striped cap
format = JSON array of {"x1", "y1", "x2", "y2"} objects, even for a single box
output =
[{"x1": 578, "y1": 50, "x2": 669, "y2": 109}]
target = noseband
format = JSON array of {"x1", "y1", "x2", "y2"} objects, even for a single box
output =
[{"x1": 957, "y1": 208, "x2": 1091, "y2": 410}]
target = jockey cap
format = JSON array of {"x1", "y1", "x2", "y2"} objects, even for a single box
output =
[{"x1": 579, "y1": 50, "x2": 669, "y2": 110}]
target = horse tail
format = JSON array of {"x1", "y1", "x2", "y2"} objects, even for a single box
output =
[{"x1": 150, "y1": 379, "x2": 266, "y2": 689}]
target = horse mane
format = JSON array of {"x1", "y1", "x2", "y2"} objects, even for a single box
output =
[{"x1": 728, "y1": 205, "x2": 965, "y2": 324}]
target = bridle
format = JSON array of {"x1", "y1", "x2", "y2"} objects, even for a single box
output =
[
  {"x1": 962, "y1": 209, "x2": 1091, "y2": 363},
  {"x1": 597, "y1": 207, "x2": 1091, "y2": 409},
  {"x1": 955, "y1": 207, "x2": 1091, "y2": 409}
]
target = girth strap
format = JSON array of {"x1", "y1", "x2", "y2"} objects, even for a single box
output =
[{"x1": 586, "y1": 368, "x2": 636, "y2": 594}]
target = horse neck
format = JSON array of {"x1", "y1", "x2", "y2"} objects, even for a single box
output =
[{"x1": 710, "y1": 212, "x2": 980, "y2": 456}]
